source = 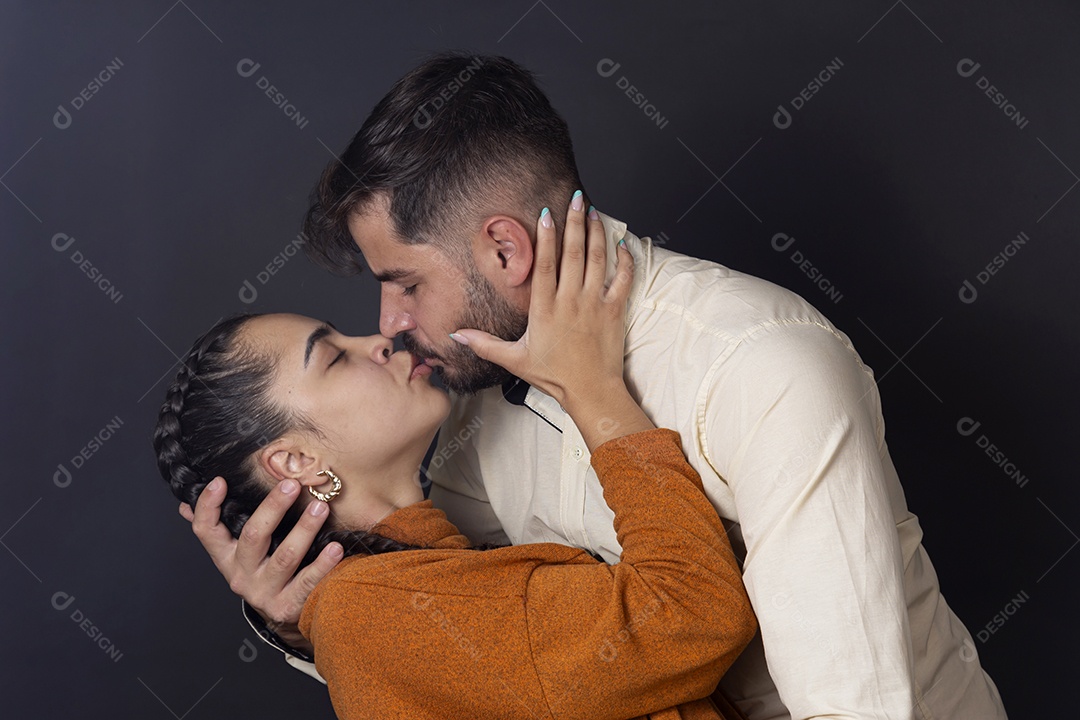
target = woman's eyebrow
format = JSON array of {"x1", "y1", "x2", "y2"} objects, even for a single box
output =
[{"x1": 303, "y1": 322, "x2": 336, "y2": 368}]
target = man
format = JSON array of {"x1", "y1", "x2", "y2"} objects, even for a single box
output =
[{"x1": 189, "y1": 53, "x2": 1007, "y2": 719}]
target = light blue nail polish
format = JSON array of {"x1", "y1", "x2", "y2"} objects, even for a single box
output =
[
  {"x1": 571, "y1": 190, "x2": 583, "y2": 212},
  {"x1": 540, "y1": 207, "x2": 550, "y2": 219}
]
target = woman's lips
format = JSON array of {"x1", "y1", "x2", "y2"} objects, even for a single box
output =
[{"x1": 409, "y1": 352, "x2": 435, "y2": 380}]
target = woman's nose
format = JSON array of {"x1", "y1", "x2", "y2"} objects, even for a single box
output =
[{"x1": 365, "y1": 335, "x2": 394, "y2": 363}]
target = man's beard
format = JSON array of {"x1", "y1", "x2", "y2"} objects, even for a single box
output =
[{"x1": 401, "y1": 266, "x2": 528, "y2": 396}]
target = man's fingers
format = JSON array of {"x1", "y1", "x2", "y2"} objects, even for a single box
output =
[
  {"x1": 234, "y1": 479, "x2": 302, "y2": 570},
  {"x1": 190, "y1": 477, "x2": 236, "y2": 557},
  {"x1": 262, "y1": 498, "x2": 334, "y2": 587},
  {"x1": 178, "y1": 502, "x2": 194, "y2": 523},
  {"x1": 282, "y1": 541, "x2": 345, "y2": 616}
]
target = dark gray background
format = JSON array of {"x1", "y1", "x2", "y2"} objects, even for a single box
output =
[{"x1": 2, "y1": 1, "x2": 1076, "y2": 717}]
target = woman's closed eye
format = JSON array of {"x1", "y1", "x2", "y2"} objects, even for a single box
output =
[
  {"x1": 402, "y1": 284, "x2": 417, "y2": 297},
  {"x1": 328, "y1": 349, "x2": 346, "y2": 369}
]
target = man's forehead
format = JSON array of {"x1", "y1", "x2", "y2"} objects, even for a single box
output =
[
  {"x1": 347, "y1": 207, "x2": 407, "y2": 266},
  {"x1": 347, "y1": 203, "x2": 461, "y2": 281},
  {"x1": 350, "y1": 220, "x2": 442, "y2": 282}
]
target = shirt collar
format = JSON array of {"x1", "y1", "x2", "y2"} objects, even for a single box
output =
[
  {"x1": 501, "y1": 376, "x2": 530, "y2": 406},
  {"x1": 369, "y1": 500, "x2": 473, "y2": 549}
]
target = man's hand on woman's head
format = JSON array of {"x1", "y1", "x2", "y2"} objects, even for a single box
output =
[{"x1": 179, "y1": 475, "x2": 343, "y2": 651}]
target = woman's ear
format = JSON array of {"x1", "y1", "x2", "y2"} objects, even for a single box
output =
[
  {"x1": 474, "y1": 215, "x2": 534, "y2": 289},
  {"x1": 258, "y1": 436, "x2": 320, "y2": 485}
]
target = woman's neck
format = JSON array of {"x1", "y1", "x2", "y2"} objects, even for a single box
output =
[{"x1": 328, "y1": 450, "x2": 428, "y2": 532}]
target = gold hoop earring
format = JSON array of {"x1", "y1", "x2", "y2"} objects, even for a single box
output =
[{"x1": 309, "y1": 469, "x2": 342, "y2": 503}]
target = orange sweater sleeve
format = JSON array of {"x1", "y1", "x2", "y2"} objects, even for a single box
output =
[
  {"x1": 299, "y1": 428, "x2": 755, "y2": 720},
  {"x1": 522, "y1": 428, "x2": 757, "y2": 720}
]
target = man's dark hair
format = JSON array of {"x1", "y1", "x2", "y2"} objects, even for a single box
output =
[{"x1": 302, "y1": 51, "x2": 586, "y2": 276}]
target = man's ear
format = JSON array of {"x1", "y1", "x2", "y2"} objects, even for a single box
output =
[
  {"x1": 474, "y1": 215, "x2": 534, "y2": 289},
  {"x1": 258, "y1": 437, "x2": 321, "y2": 486}
]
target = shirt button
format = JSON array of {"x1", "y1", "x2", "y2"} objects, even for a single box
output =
[{"x1": 573, "y1": 447, "x2": 584, "y2": 460}]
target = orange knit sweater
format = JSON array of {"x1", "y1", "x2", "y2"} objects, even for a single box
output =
[{"x1": 299, "y1": 428, "x2": 756, "y2": 719}]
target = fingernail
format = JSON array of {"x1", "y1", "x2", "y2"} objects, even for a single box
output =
[
  {"x1": 588, "y1": 205, "x2": 599, "y2": 221},
  {"x1": 619, "y1": 238, "x2": 626, "y2": 248},
  {"x1": 571, "y1": 190, "x2": 583, "y2": 212},
  {"x1": 280, "y1": 479, "x2": 298, "y2": 494},
  {"x1": 449, "y1": 332, "x2": 469, "y2": 346},
  {"x1": 327, "y1": 542, "x2": 344, "y2": 559},
  {"x1": 208, "y1": 477, "x2": 222, "y2": 492},
  {"x1": 540, "y1": 207, "x2": 552, "y2": 228},
  {"x1": 309, "y1": 501, "x2": 328, "y2": 517}
]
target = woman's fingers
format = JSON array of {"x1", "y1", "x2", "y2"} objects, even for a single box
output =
[
  {"x1": 582, "y1": 205, "x2": 609, "y2": 297},
  {"x1": 557, "y1": 190, "x2": 588, "y2": 294},
  {"x1": 531, "y1": 207, "x2": 557, "y2": 314},
  {"x1": 449, "y1": 328, "x2": 523, "y2": 373},
  {"x1": 606, "y1": 238, "x2": 635, "y2": 305},
  {"x1": 453, "y1": 194, "x2": 631, "y2": 408}
]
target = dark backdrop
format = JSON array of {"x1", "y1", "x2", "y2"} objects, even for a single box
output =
[{"x1": 2, "y1": 1, "x2": 1076, "y2": 717}]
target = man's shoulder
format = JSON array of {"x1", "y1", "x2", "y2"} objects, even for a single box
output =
[{"x1": 637, "y1": 242, "x2": 846, "y2": 347}]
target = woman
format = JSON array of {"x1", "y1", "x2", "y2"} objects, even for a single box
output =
[{"x1": 153, "y1": 199, "x2": 756, "y2": 719}]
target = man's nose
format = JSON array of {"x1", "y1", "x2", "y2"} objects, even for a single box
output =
[{"x1": 379, "y1": 286, "x2": 417, "y2": 337}]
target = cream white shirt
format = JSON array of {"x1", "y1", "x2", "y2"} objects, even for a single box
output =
[{"x1": 424, "y1": 213, "x2": 1008, "y2": 720}]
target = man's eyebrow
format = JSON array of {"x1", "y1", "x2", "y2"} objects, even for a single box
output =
[
  {"x1": 370, "y1": 268, "x2": 413, "y2": 283},
  {"x1": 303, "y1": 321, "x2": 338, "y2": 369}
]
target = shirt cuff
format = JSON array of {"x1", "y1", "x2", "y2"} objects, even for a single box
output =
[{"x1": 241, "y1": 599, "x2": 322, "y2": 678}]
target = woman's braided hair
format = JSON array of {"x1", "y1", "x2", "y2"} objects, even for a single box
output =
[{"x1": 152, "y1": 314, "x2": 420, "y2": 569}]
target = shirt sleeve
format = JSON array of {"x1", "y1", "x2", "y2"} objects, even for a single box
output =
[
  {"x1": 524, "y1": 428, "x2": 757, "y2": 720},
  {"x1": 702, "y1": 322, "x2": 915, "y2": 719},
  {"x1": 241, "y1": 599, "x2": 326, "y2": 684}
]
